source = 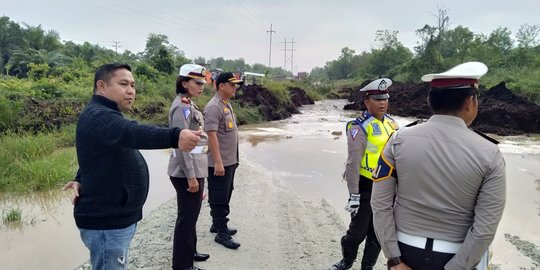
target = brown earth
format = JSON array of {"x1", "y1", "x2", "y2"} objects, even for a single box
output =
[
  {"x1": 342, "y1": 80, "x2": 540, "y2": 136},
  {"x1": 235, "y1": 84, "x2": 314, "y2": 121}
]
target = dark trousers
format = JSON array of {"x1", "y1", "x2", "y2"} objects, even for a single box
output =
[
  {"x1": 208, "y1": 163, "x2": 238, "y2": 236},
  {"x1": 341, "y1": 176, "x2": 381, "y2": 269},
  {"x1": 398, "y1": 240, "x2": 455, "y2": 270},
  {"x1": 170, "y1": 177, "x2": 204, "y2": 270}
]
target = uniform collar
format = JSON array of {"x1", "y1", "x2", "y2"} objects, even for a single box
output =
[
  {"x1": 214, "y1": 92, "x2": 229, "y2": 105},
  {"x1": 428, "y1": 114, "x2": 468, "y2": 128},
  {"x1": 364, "y1": 111, "x2": 386, "y2": 122},
  {"x1": 180, "y1": 93, "x2": 192, "y2": 105}
]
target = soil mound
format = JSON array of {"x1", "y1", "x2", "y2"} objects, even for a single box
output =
[
  {"x1": 288, "y1": 86, "x2": 315, "y2": 107},
  {"x1": 342, "y1": 80, "x2": 540, "y2": 135},
  {"x1": 237, "y1": 85, "x2": 314, "y2": 121}
]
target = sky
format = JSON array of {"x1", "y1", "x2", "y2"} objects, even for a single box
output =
[{"x1": 1, "y1": 0, "x2": 539, "y2": 74}]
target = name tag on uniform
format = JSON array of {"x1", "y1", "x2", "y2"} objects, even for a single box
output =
[{"x1": 190, "y1": 145, "x2": 208, "y2": 154}]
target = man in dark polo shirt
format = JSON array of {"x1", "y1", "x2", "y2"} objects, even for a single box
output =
[
  {"x1": 204, "y1": 72, "x2": 242, "y2": 249},
  {"x1": 62, "y1": 63, "x2": 201, "y2": 270}
]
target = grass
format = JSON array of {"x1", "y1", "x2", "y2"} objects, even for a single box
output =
[
  {"x1": 2, "y1": 207, "x2": 22, "y2": 224},
  {"x1": 0, "y1": 126, "x2": 77, "y2": 193}
]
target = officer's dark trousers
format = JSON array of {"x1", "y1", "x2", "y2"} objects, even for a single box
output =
[
  {"x1": 341, "y1": 176, "x2": 381, "y2": 269},
  {"x1": 170, "y1": 177, "x2": 204, "y2": 270},
  {"x1": 208, "y1": 163, "x2": 238, "y2": 236},
  {"x1": 398, "y1": 240, "x2": 455, "y2": 270}
]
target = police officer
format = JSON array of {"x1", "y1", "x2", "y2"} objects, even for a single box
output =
[
  {"x1": 330, "y1": 78, "x2": 399, "y2": 270},
  {"x1": 204, "y1": 72, "x2": 242, "y2": 249},
  {"x1": 371, "y1": 62, "x2": 506, "y2": 270},
  {"x1": 168, "y1": 64, "x2": 210, "y2": 270}
]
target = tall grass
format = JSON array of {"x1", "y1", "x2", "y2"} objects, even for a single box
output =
[{"x1": 0, "y1": 125, "x2": 77, "y2": 193}]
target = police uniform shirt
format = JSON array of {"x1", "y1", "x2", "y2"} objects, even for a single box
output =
[
  {"x1": 167, "y1": 94, "x2": 208, "y2": 178},
  {"x1": 371, "y1": 115, "x2": 506, "y2": 269},
  {"x1": 204, "y1": 93, "x2": 239, "y2": 167}
]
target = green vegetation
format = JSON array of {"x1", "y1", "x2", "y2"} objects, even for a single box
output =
[
  {"x1": 0, "y1": 126, "x2": 77, "y2": 193},
  {"x1": 2, "y1": 207, "x2": 22, "y2": 224}
]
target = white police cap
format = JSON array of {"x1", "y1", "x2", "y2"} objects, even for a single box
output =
[
  {"x1": 359, "y1": 78, "x2": 392, "y2": 99},
  {"x1": 421, "y1": 61, "x2": 488, "y2": 88},
  {"x1": 179, "y1": 64, "x2": 207, "y2": 84}
]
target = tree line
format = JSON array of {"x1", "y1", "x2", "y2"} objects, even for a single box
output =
[{"x1": 307, "y1": 9, "x2": 540, "y2": 103}]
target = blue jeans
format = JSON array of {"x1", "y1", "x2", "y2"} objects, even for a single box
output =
[{"x1": 79, "y1": 223, "x2": 137, "y2": 270}]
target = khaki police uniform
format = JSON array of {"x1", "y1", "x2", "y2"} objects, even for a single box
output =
[
  {"x1": 371, "y1": 62, "x2": 506, "y2": 270},
  {"x1": 204, "y1": 92, "x2": 239, "y2": 237},
  {"x1": 168, "y1": 94, "x2": 208, "y2": 179},
  {"x1": 340, "y1": 111, "x2": 398, "y2": 269},
  {"x1": 167, "y1": 63, "x2": 209, "y2": 270}
]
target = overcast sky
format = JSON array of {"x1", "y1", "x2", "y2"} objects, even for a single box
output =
[{"x1": 2, "y1": 0, "x2": 539, "y2": 73}]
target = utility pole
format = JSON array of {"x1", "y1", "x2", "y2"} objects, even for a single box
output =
[
  {"x1": 290, "y1": 38, "x2": 296, "y2": 74},
  {"x1": 266, "y1": 24, "x2": 276, "y2": 68},
  {"x1": 281, "y1": 37, "x2": 287, "y2": 70},
  {"x1": 112, "y1": 41, "x2": 122, "y2": 54},
  {"x1": 281, "y1": 38, "x2": 296, "y2": 73}
]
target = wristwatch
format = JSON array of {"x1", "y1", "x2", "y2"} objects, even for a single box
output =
[{"x1": 387, "y1": 256, "x2": 402, "y2": 267}]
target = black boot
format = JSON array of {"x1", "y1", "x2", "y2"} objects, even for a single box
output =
[
  {"x1": 329, "y1": 259, "x2": 353, "y2": 270},
  {"x1": 330, "y1": 236, "x2": 357, "y2": 270},
  {"x1": 214, "y1": 233, "x2": 241, "y2": 249}
]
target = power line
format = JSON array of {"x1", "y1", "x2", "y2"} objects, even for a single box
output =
[
  {"x1": 80, "y1": 0, "x2": 261, "y2": 44},
  {"x1": 228, "y1": 0, "x2": 267, "y2": 31}
]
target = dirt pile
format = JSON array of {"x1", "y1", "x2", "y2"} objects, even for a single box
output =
[
  {"x1": 342, "y1": 81, "x2": 540, "y2": 135},
  {"x1": 288, "y1": 86, "x2": 315, "y2": 107},
  {"x1": 236, "y1": 85, "x2": 314, "y2": 121}
]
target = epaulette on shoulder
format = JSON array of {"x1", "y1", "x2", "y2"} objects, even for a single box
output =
[
  {"x1": 345, "y1": 120, "x2": 359, "y2": 132},
  {"x1": 404, "y1": 119, "x2": 427, "y2": 128},
  {"x1": 472, "y1": 129, "x2": 499, "y2": 144},
  {"x1": 181, "y1": 97, "x2": 191, "y2": 104},
  {"x1": 356, "y1": 111, "x2": 370, "y2": 122}
]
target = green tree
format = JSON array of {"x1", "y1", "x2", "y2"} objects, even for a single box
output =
[
  {"x1": 150, "y1": 47, "x2": 175, "y2": 74},
  {"x1": 0, "y1": 16, "x2": 25, "y2": 75},
  {"x1": 368, "y1": 30, "x2": 413, "y2": 77},
  {"x1": 516, "y1": 24, "x2": 540, "y2": 47}
]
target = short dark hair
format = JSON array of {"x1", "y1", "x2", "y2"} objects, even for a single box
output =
[
  {"x1": 93, "y1": 63, "x2": 132, "y2": 93},
  {"x1": 175, "y1": 76, "x2": 192, "y2": 94},
  {"x1": 428, "y1": 87, "x2": 478, "y2": 114}
]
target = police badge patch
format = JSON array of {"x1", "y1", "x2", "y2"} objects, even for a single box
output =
[
  {"x1": 350, "y1": 128, "x2": 359, "y2": 140},
  {"x1": 371, "y1": 123, "x2": 382, "y2": 135},
  {"x1": 182, "y1": 107, "x2": 190, "y2": 120}
]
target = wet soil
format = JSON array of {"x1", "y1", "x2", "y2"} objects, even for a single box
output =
[
  {"x1": 341, "y1": 80, "x2": 540, "y2": 135},
  {"x1": 235, "y1": 84, "x2": 314, "y2": 121}
]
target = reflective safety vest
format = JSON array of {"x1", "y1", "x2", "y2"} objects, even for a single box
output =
[{"x1": 347, "y1": 112, "x2": 399, "y2": 180}]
